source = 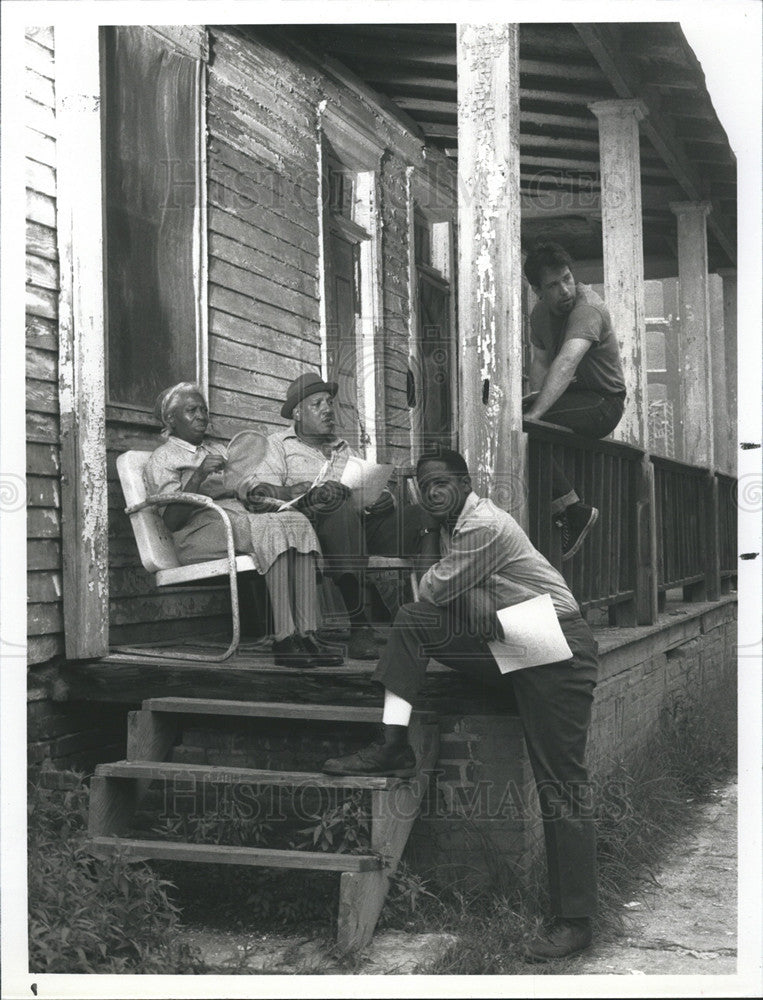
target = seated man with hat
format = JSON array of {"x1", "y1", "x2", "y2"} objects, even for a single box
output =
[{"x1": 233, "y1": 371, "x2": 429, "y2": 660}]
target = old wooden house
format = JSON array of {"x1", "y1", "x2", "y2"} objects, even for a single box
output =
[{"x1": 19, "y1": 20, "x2": 740, "y2": 950}]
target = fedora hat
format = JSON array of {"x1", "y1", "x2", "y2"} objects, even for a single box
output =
[{"x1": 281, "y1": 371, "x2": 338, "y2": 419}]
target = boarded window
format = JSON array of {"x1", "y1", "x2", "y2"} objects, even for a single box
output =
[{"x1": 103, "y1": 26, "x2": 200, "y2": 412}]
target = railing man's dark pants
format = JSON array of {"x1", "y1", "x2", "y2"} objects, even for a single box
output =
[
  {"x1": 530, "y1": 388, "x2": 625, "y2": 514},
  {"x1": 372, "y1": 598, "x2": 600, "y2": 919}
]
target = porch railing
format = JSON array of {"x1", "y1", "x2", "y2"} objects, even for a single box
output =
[
  {"x1": 651, "y1": 455, "x2": 709, "y2": 600},
  {"x1": 716, "y1": 472, "x2": 738, "y2": 593},
  {"x1": 524, "y1": 420, "x2": 648, "y2": 624},
  {"x1": 524, "y1": 421, "x2": 738, "y2": 625}
]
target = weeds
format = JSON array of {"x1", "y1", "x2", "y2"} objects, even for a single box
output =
[
  {"x1": 28, "y1": 773, "x2": 206, "y2": 974},
  {"x1": 416, "y1": 679, "x2": 737, "y2": 974}
]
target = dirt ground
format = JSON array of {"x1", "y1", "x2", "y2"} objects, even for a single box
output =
[
  {"x1": 569, "y1": 778, "x2": 738, "y2": 975},
  {"x1": 179, "y1": 778, "x2": 739, "y2": 977}
]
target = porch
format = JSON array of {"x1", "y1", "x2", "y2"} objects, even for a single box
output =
[{"x1": 23, "y1": 18, "x2": 741, "y2": 947}]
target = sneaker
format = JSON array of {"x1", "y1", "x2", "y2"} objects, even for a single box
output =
[
  {"x1": 272, "y1": 634, "x2": 317, "y2": 669},
  {"x1": 346, "y1": 626, "x2": 379, "y2": 661},
  {"x1": 301, "y1": 632, "x2": 344, "y2": 667},
  {"x1": 322, "y1": 739, "x2": 417, "y2": 777},
  {"x1": 524, "y1": 917, "x2": 593, "y2": 962},
  {"x1": 555, "y1": 503, "x2": 599, "y2": 561}
]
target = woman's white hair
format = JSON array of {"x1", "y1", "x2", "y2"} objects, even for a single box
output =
[{"x1": 154, "y1": 382, "x2": 206, "y2": 438}]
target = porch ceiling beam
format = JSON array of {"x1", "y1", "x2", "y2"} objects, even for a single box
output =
[
  {"x1": 521, "y1": 153, "x2": 672, "y2": 178},
  {"x1": 360, "y1": 71, "x2": 457, "y2": 89},
  {"x1": 416, "y1": 120, "x2": 457, "y2": 139},
  {"x1": 313, "y1": 37, "x2": 458, "y2": 65},
  {"x1": 573, "y1": 22, "x2": 736, "y2": 265},
  {"x1": 519, "y1": 86, "x2": 611, "y2": 105},
  {"x1": 520, "y1": 184, "x2": 685, "y2": 218},
  {"x1": 520, "y1": 108, "x2": 599, "y2": 130},
  {"x1": 519, "y1": 58, "x2": 603, "y2": 81}
]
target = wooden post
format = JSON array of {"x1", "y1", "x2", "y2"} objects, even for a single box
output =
[
  {"x1": 704, "y1": 473, "x2": 721, "y2": 602},
  {"x1": 670, "y1": 202, "x2": 714, "y2": 468},
  {"x1": 56, "y1": 24, "x2": 109, "y2": 659},
  {"x1": 708, "y1": 275, "x2": 729, "y2": 475},
  {"x1": 589, "y1": 100, "x2": 655, "y2": 623},
  {"x1": 717, "y1": 268, "x2": 738, "y2": 476},
  {"x1": 635, "y1": 456, "x2": 658, "y2": 623},
  {"x1": 589, "y1": 99, "x2": 648, "y2": 449},
  {"x1": 457, "y1": 24, "x2": 525, "y2": 527}
]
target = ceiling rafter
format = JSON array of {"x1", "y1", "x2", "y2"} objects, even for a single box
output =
[{"x1": 573, "y1": 22, "x2": 736, "y2": 265}]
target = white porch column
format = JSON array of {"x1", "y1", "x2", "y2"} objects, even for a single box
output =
[
  {"x1": 670, "y1": 201, "x2": 714, "y2": 467},
  {"x1": 708, "y1": 275, "x2": 729, "y2": 474},
  {"x1": 457, "y1": 24, "x2": 525, "y2": 524},
  {"x1": 717, "y1": 268, "x2": 738, "y2": 475},
  {"x1": 589, "y1": 99, "x2": 648, "y2": 448},
  {"x1": 56, "y1": 24, "x2": 109, "y2": 658}
]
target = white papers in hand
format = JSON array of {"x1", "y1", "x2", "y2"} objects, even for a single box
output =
[
  {"x1": 340, "y1": 456, "x2": 394, "y2": 507},
  {"x1": 487, "y1": 593, "x2": 573, "y2": 674}
]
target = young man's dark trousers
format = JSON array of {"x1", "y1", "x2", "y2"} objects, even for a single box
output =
[
  {"x1": 371, "y1": 598, "x2": 599, "y2": 918},
  {"x1": 528, "y1": 387, "x2": 625, "y2": 514}
]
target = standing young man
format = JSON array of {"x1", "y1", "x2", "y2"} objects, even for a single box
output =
[
  {"x1": 322, "y1": 447, "x2": 600, "y2": 961},
  {"x1": 524, "y1": 241, "x2": 626, "y2": 559}
]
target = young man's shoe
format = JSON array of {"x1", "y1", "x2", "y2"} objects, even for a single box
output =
[
  {"x1": 345, "y1": 626, "x2": 379, "y2": 661},
  {"x1": 555, "y1": 503, "x2": 599, "y2": 561},
  {"x1": 272, "y1": 634, "x2": 318, "y2": 668},
  {"x1": 322, "y1": 739, "x2": 417, "y2": 777},
  {"x1": 301, "y1": 632, "x2": 344, "y2": 667},
  {"x1": 524, "y1": 917, "x2": 593, "y2": 962}
]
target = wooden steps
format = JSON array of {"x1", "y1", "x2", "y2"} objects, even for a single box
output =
[
  {"x1": 141, "y1": 696, "x2": 437, "y2": 724},
  {"x1": 95, "y1": 759, "x2": 406, "y2": 790},
  {"x1": 87, "y1": 696, "x2": 439, "y2": 953},
  {"x1": 90, "y1": 837, "x2": 383, "y2": 872}
]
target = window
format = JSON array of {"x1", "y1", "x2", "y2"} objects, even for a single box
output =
[
  {"x1": 317, "y1": 111, "x2": 384, "y2": 456},
  {"x1": 322, "y1": 149, "x2": 371, "y2": 450},
  {"x1": 103, "y1": 26, "x2": 206, "y2": 418},
  {"x1": 410, "y1": 207, "x2": 457, "y2": 451}
]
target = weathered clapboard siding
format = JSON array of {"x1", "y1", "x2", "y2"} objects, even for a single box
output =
[
  {"x1": 23, "y1": 24, "x2": 459, "y2": 656},
  {"x1": 206, "y1": 26, "x2": 322, "y2": 446},
  {"x1": 379, "y1": 154, "x2": 414, "y2": 462},
  {"x1": 208, "y1": 198, "x2": 319, "y2": 279},
  {"x1": 25, "y1": 27, "x2": 63, "y2": 663}
]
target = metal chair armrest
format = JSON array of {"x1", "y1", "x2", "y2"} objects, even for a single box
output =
[{"x1": 124, "y1": 493, "x2": 240, "y2": 661}]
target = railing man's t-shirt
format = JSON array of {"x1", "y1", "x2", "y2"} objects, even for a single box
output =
[{"x1": 530, "y1": 284, "x2": 626, "y2": 397}]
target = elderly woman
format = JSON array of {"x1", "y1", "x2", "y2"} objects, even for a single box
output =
[{"x1": 143, "y1": 382, "x2": 341, "y2": 668}]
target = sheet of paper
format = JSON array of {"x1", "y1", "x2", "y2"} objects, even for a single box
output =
[
  {"x1": 340, "y1": 456, "x2": 394, "y2": 508},
  {"x1": 487, "y1": 593, "x2": 573, "y2": 674}
]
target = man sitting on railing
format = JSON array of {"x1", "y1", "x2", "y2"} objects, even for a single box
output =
[
  {"x1": 321, "y1": 446, "x2": 600, "y2": 961},
  {"x1": 523, "y1": 241, "x2": 626, "y2": 559}
]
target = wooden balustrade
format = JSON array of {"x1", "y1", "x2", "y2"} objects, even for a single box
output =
[
  {"x1": 716, "y1": 472, "x2": 738, "y2": 593},
  {"x1": 649, "y1": 455, "x2": 739, "y2": 605},
  {"x1": 524, "y1": 420, "x2": 654, "y2": 625}
]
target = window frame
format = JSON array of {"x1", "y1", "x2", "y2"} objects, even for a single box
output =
[
  {"x1": 101, "y1": 26, "x2": 208, "y2": 426},
  {"x1": 317, "y1": 104, "x2": 385, "y2": 460}
]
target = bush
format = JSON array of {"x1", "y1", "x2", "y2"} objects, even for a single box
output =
[{"x1": 28, "y1": 773, "x2": 206, "y2": 974}]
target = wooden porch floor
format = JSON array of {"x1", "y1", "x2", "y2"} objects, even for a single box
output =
[{"x1": 56, "y1": 596, "x2": 736, "y2": 715}]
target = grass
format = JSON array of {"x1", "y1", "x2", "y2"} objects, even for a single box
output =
[
  {"x1": 404, "y1": 676, "x2": 738, "y2": 974},
  {"x1": 27, "y1": 671, "x2": 736, "y2": 975}
]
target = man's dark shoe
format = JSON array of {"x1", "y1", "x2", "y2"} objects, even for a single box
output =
[
  {"x1": 302, "y1": 632, "x2": 344, "y2": 667},
  {"x1": 322, "y1": 739, "x2": 417, "y2": 777},
  {"x1": 345, "y1": 626, "x2": 379, "y2": 661},
  {"x1": 524, "y1": 917, "x2": 593, "y2": 962},
  {"x1": 272, "y1": 634, "x2": 317, "y2": 668},
  {"x1": 556, "y1": 503, "x2": 599, "y2": 561}
]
